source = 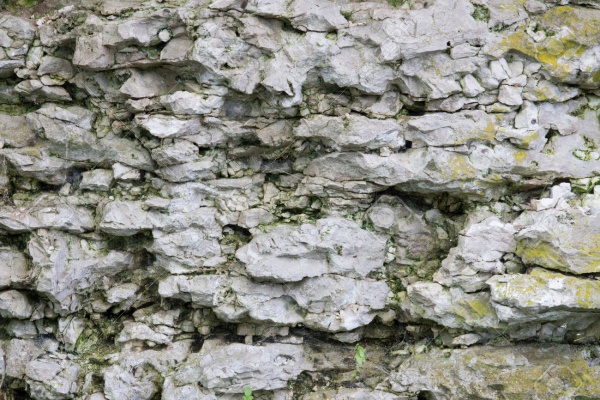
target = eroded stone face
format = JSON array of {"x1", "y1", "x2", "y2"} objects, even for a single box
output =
[
  {"x1": 173, "y1": 340, "x2": 312, "y2": 392},
  {"x1": 390, "y1": 345, "x2": 600, "y2": 399},
  {"x1": 236, "y1": 217, "x2": 386, "y2": 282},
  {"x1": 2, "y1": 0, "x2": 600, "y2": 399},
  {"x1": 515, "y1": 207, "x2": 600, "y2": 274}
]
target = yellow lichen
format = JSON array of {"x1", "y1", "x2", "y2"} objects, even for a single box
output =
[
  {"x1": 516, "y1": 240, "x2": 565, "y2": 270},
  {"x1": 438, "y1": 153, "x2": 477, "y2": 181},
  {"x1": 498, "y1": 6, "x2": 600, "y2": 81},
  {"x1": 514, "y1": 150, "x2": 527, "y2": 162}
]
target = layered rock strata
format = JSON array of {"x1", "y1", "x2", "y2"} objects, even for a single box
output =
[{"x1": 0, "y1": 0, "x2": 599, "y2": 398}]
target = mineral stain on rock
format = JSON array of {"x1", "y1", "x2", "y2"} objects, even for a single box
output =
[{"x1": 0, "y1": 0, "x2": 599, "y2": 399}]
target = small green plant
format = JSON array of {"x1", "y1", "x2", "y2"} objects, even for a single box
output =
[
  {"x1": 243, "y1": 386, "x2": 254, "y2": 400},
  {"x1": 354, "y1": 344, "x2": 367, "y2": 372}
]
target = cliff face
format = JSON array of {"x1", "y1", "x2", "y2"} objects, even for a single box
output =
[{"x1": 0, "y1": 0, "x2": 600, "y2": 398}]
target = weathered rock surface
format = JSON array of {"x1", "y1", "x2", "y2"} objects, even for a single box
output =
[
  {"x1": 1, "y1": 0, "x2": 600, "y2": 398},
  {"x1": 236, "y1": 217, "x2": 386, "y2": 282},
  {"x1": 173, "y1": 340, "x2": 312, "y2": 393},
  {"x1": 390, "y1": 345, "x2": 600, "y2": 399}
]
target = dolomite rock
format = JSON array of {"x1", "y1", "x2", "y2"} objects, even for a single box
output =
[
  {"x1": 236, "y1": 217, "x2": 386, "y2": 282},
  {"x1": 173, "y1": 340, "x2": 312, "y2": 393}
]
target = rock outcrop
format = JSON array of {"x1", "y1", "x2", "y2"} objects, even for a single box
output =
[{"x1": 0, "y1": 0, "x2": 599, "y2": 398}]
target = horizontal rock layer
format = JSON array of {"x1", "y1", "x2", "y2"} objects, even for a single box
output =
[{"x1": 0, "y1": 0, "x2": 599, "y2": 399}]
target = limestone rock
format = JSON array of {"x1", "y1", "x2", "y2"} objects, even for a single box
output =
[
  {"x1": 0, "y1": 114, "x2": 35, "y2": 148},
  {"x1": 5, "y1": 339, "x2": 44, "y2": 379},
  {"x1": 488, "y1": 269, "x2": 600, "y2": 323},
  {"x1": 28, "y1": 229, "x2": 135, "y2": 313},
  {"x1": 300, "y1": 389, "x2": 401, "y2": 400},
  {"x1": 0, "y1": 202, "x2": 94, "y2": 233},
  {"x1": 294, "y1": 114, "x2": 404, "y2": 150},
  {"x1": 404, "y1": 282, "x2": 500, "y2": 330},
  {"x1": 99, "y1": 200, "x2": 157, "y2": 235},
  {"x1": 2, "y1": 148, "x2": 74, "y2": 185},
  {"x1": 120, "y1": 69, "x2": 178, "y2": 99},
  {"x1": 151, "y1": 140, "x2": 198, "y2": 167},
  {"x1": 160, "y1": 91, "x2": 224, "y2": 115},
  {"x1": 80, "y1": 169, "x2": 114, "y2": 191},
  {"x1": 0, "y1": 290, "x2": 34, "y2": 319},
  {"x1": 515, "y1": 207, "x2": 600, "y2": 274},
  {"x1": 0, "y1": 248, "x2": 30, "y2": 289},
  {"x1": 390, "y1": 345, "x2": 600, "y2": 399},
  {"x1": 434, "y1": 215, "x2": 517, "y2": 292},
  {"x1": 136, "y1": 114, "x2": 203, "y2": 138},
  {"x1": 158, "y1": 275, "x2": 224, "y2": 306},
  {"x1": 25, "y1": 358, "x2": 80, "y2": 400},
  {"x1": 237, "y1": 217, "x2": 386, "y2": 282},
  {"x1": 150, "y1": 228, "x2": 223, "y2": 272},
  {"x1": 173, "y1": 340, "x2": 312, "y2": 393}
]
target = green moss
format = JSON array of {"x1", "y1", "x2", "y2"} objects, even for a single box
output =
[
  {"x1": 0, "y1": 104, "x2": 37, "y2": 116},
  {"x1": 386, "y1": 0, "x2": 407, "y2": 8},
  {"x1": 471, "y1": 4, "x2": 490, "y2": 23},
  {"x1": 3, "y1": 0, "x2": 40, "y2": 8}
]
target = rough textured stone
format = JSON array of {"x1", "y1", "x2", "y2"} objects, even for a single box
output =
[
  {"x1": 173, "y1": 340, "x2": 312, "y2": 393},
  {"x1": 1, "y1": 1, "x2": 600, "y2": 398},
  {"x1": 515, "y1": 207, "x2": 600, "y2": 274},
  {"x1": 390, "y1": 345, "x2": 600, "y2": 399},
  {"x1": 236, "y1": 217, "x2": 386, "y2": 282}
]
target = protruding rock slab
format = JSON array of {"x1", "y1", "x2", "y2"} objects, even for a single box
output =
[
  {"x1": 236, "y1": 217, "x2": 386, "y2": 282},
  {"x1": 515, "y1": 208, "x2": 600, "y2": 274},
  {"x1": 390, "y1": 345, "x2": 600, "y2": 399},
  {"x1": 174, "y1": 340, "x2": 312, "y2": 393},
  {"x1": 488, "y1": 268, "x2": 600, "y2": 323}
]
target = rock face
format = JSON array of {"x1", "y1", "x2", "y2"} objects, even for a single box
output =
[{"x1": 0, "y1": 0, "x2": 600, "y2": 398}]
